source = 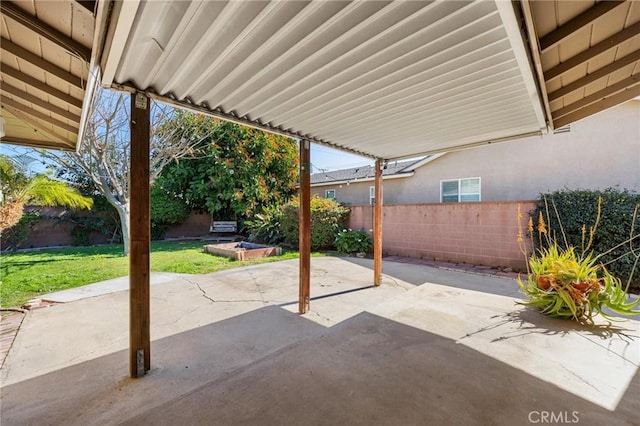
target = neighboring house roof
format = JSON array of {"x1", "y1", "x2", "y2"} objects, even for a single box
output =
[{"x1": 311, "y1": 154, "x2": 445, "y2": 187}]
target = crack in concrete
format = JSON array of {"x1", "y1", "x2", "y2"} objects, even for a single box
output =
[
  {"x1": 185, "y1": 278, "x2": 266, "y2": 304},
  {"x1": 560, "y1": 364, "x2": 600, "y2": 392},
  {"x1": 573, "y1": 330, "x2": 639, "y2": 364},
  {"x1": 383, "y1": 275, "x2": 409, "y2": 291},
  {"x1": 246, "y1": 269, "x2": 267, "y2": 305},
  {"x1": 308, "y1": 309, "x2": 332, "y2": 324},
  {"x1": 185, "y1": 278, "x2": 216, "y2": 303}
]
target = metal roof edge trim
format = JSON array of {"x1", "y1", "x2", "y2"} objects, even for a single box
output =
[
  {"x1": 77, "y1": 0, "x2": 113, "y2": 152},
  {"x1": 119, "y1": 85, "x2": 378, "y2": 160},
  {"x1": 519, "y1": 0, "x2": 554, "y2": 131},
  {"x1": 400, "y1": 153, "x2": 447, "y2": 172},
  {"x1": 385, "y1": 130, "x2": 544, "y2": 160},
  {"x1": 310, "y1": 172, "x2": 414, "y2": 188},
  {"x1": 495, "y1": 0, "x2": 547, "y2": 131},
  {"x1": 76, "y1": 65, "x2": 100, "y2": 153},
  {"x1": 100, "y1": 0, "x2": 141, "y2": 86}
]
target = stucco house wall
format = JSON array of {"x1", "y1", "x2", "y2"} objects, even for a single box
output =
[{"x1": 313, "y1": 101, "x2": 640, "y2": 205}]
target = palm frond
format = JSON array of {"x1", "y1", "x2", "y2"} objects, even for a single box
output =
[{"x1": 25, "y1": 176, "x2": 93, "y2": 209}]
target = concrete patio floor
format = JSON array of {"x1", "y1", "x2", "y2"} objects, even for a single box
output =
[{"x1": 1, "y1": 257, "x2": 638, "y2": 425}]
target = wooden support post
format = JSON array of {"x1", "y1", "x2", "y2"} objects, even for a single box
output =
[
  {"x1": 129, "y1": 92, "x2": 151, "y2": 378},
  {"x1": 373, "y1": 159, "x2": 383, "y2": 286},
  {"x1": 299, "y1": 139, "x2": 311, "y2": 314}
]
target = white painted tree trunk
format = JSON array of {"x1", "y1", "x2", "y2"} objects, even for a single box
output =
[{"x1": 115, "y1": 202, "x2": 131, "y2": 257}]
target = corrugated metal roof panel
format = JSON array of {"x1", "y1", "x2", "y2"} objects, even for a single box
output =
[{"x1": 100, "y1": 0, "x2": 547, "y2": 159}]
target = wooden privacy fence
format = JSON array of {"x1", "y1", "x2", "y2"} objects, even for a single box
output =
[{"x1": 349, "y1": 201, "x2": 536, "y2": 271}]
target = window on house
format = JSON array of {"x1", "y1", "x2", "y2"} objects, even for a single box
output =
[
  {"x1": 369, "y1": 186, "x2": 375, "y2": 205},
  {"x1": 441, "y1": 178, "x2": 481, "y2": 202},
  {"x1": 325, "y1": 189, "x2": 336, "y2": 199}
]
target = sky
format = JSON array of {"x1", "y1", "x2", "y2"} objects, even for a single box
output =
[{"x1": 310, "y1": 144, "x2": 373, "y2": 172}]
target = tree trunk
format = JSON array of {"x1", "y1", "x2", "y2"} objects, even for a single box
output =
[{"x1": 116, "y1": 202, "x2": 131, "y2": 256}]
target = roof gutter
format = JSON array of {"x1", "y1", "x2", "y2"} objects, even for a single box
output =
[{"x1": 76, "y1": 0, "x2": 114, "y2": 152}]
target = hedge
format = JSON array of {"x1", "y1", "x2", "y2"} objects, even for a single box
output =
[{"x1": 531, "y1": 188, "x2": 640, "y2": 288}]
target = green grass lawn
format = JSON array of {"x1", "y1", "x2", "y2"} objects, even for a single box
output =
[{"x1": 1, "y1": 240, "x2": 321, "y2": 308}]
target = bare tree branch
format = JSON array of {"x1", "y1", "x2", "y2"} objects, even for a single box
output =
[{"x1": 39, "y1": 88, "x2": 212, "y2": 255}]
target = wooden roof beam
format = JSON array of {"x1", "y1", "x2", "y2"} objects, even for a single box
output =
[
  {"x1": 1, "y1": 38, "x2": 85, "y2": 88},
  {"x1": 1, "y1": 106, "x2": 75, "y2": 148},
  {"x1": 1, "y1": 1, "x2": 91, "y2": 61},
  {"x1": 1, "y1": 64, "x2": 84, "y2": 109},
  {"x1": 552, "y1": 73, "x2": 640, "y2": 118},
  {"x1": 540, "y1": 1, "x2": 626, "y2": 52},
  {"x1": 553, "y1": 83, "x2": 640, "y2": 128},
  {"x1": 1, "y1": 96, "x2": 80, "y2": 133},
  {"x1": 548, "y1": 48, "x2": 640, "y2": 101},
  {"x1": 2, "y1": 82, "x2": 82, "y2": 122},
  {"x1": 545, "y1": 20, "x2": 640, "y2": 80},
  {"x1": 0, "y1": 135, "x2": 75, "y2": 150}
]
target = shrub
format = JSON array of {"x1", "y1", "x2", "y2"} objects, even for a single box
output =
[
  {"x1": 1, "y1": 211, "x2": 40, "y2": 251},
  {"x1": 150, "y1": 185, "x2": 191, "y2": 240},
  {"x1": 531, "y1": 188, "x2": 640, "y2": 287},
  {"x1": 245, "y1": 204, "x2": 285, "y2": 245},
  {"x1": 281, "y1": 196, "x2": 350, "y2": 250},
  {"x1": 68, "y1": 216, "x2": 108, "y2": 246},
  {"x1": 335, "y1": 229, "x2": 372, "y2": 255}
]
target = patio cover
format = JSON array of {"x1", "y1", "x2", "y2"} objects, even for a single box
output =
[
  {"x1": 93, "y1": 0, "x2": 550, "y2": 160},
  {"x1": 2, "y1": 1, "x2": 638, "y2": 155}
]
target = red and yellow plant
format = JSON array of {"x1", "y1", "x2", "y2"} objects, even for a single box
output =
[{"x1": 517, "y1": 245, "x2": 640, "y2": 322}]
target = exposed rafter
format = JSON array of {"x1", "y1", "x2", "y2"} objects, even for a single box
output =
[
  {"x1": 1, "y1": 107, "x2": 74, "y2": 147},
  {"x1": 0, "y1": 134, "x2": 75, "y2": 150},
  {"x1": 548, "y1": 49, "x2": 640, "y2": 101},
  {"x1": 545, "y1": 21, "x2": 640, "y2": 80},
  {"x1": 554, "y1": 84, "x2": 640, "y2": 128},
  {"x1": 1, "y1": 38, "x2": 85, "y2": 88},
  {"x1": 540, "y1": 1, "x2": 626, "y2": 52},
  {"x1": 1, "y1": 96, "x2": 80, "y2": 133},
  {"x1": 553, "y1": 74, "x2": 640, "y2": 119},
  {"x1": 2, "y1": 82, "x2": 82, "y2": 122},
  {"x1": 1, "y1": 64, "x2": 84, "y2": 109},
  {"x1": 0, "y1": 1, "x2": 91, "y2": 60}
]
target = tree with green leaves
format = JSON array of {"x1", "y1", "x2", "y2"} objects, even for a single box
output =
[
  {"x1": 0, "y1": 155, "x2": 92, "y2": 232},
  {"x1": 155, "y1": 114, "x2": 299, "y2": 224}
]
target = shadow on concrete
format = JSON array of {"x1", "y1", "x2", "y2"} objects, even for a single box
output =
[
  {"x1": 278, "y1": 285, "x2": 376, "y2": 308},
  {"x1": 2, "y1": 307, "x2": 637, "y2": 425},
  {"x1": 468, "y1": 306, "x2": 640, "y2": 343},
  {"x1": 341, "y1": 257, "x2": 522, "y2": 298}
]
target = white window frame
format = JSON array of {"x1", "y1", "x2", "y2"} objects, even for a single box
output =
[
  {"x1": 325, "y1": 189, "x2": 336, "y2": 199},
  {"x1": 440, "y1": 177, "x2": 481, "y2": 203},
  {"x1": 369, "y1": 186, "x2": 375, "y2": 205}
]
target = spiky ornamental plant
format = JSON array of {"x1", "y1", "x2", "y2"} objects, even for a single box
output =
[
  {"x1": 517, "y1": 245, "x2": 640, "y2": 322},
  {"x1": 516, "y1": 199, "x2": 640, "y2": 323}
]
